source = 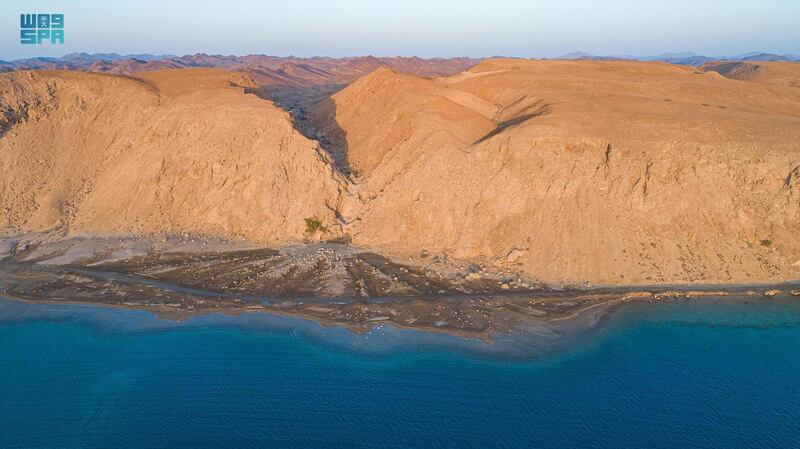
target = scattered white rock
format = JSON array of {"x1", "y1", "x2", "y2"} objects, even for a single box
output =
[{"x1": 506, "y1": 248, "x2": 525, "y2": 263}]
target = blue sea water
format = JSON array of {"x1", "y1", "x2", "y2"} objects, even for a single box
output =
[{"x1": 1, "y1": 297, "x2": 799, "y2": 448}]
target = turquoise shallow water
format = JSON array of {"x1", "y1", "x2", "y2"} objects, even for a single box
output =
[{"x1": 1, "y1": 297, "x2": 799, "y2": 448}]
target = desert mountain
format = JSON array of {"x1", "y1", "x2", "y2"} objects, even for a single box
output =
[
  {"x1": 2, "y1": 60, "x2": 800, "y2": 285},
  {"x1": 318, "y1": 59, "x2": 800, "y2": 284},
  {"x1": 0, "y1": 69, "x2": 346, "y2": 242},
  {"x1": 560, "y1": 51, "x2": 800, "y2": 66}
]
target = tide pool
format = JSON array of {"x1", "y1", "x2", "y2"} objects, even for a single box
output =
[{"x1": 1, "y1": 297, "x2": 799, "y2": 448}]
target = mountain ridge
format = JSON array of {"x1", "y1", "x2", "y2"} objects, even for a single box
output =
[
  {"x1": 0, "y1": 53, "x2": 482, "y2": 86},
  {"x1": 2, "y1": 59, "x2": 800, "y2": 285}
]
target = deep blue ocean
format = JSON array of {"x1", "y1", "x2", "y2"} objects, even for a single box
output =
[{"x1": 1, "y1": 296, "x2": 799, "y2": 449}]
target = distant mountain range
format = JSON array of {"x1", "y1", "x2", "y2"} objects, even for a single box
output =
[
  {"x1": 559, "y1": 51, "x2": 800, "y2": 66},
  {"x1": 0, "y1": 53, "x2": 481, "y2": 86},
  {"x1": 1, "y1": 52, "x2": 797, "y2": 85}
]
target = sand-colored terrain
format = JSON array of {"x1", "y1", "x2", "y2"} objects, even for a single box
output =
[
  {"x1": 3, "y1": 54, "x2": 480, "y2": 87},
  {"x1": 701, "y1": 61, "x2": 800, "y2": 88},
  {"x1": 318, "y1": 59, "x2": 800, "y2": 284},
  {"x1": 0, "y1": 69, "x2": 346, "y2": 242},
  {"x1": 2, "y1": 60, "x2": 800, "y2": 285}
]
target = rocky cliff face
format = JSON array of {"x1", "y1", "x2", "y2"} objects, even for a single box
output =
[
  {"x1": 2, "y1": 61, "x2": 800, "y2": 285},
  {"x1": 0, "y1": 69, "x2": 347, "y2": 243},
  {"x1": 322, "y1": 60, "x2": 800, "y2": 284}
]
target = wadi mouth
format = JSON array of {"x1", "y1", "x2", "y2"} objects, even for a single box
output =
[{"x1": 2, "y1": 236, "x2": 798, "y2": 341}]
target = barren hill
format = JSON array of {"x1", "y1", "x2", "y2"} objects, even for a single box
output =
[
  {"x1": 0, "y1": 69, "x2": 346, "y2": 242},
  {"x1": 320, "y1": 59, "x2": 800, "y2": 284},
  {"x1": 701, "y1": 61, "x2": 800, "y2": 88},
  {"x1": 2, "y1": 60, "x2": 800, "y2": 286}
]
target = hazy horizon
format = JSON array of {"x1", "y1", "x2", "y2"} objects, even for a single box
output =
[
  {"x1": 5, "y1": 49, "x2": 800, "y2": 63},
  {"x1": 2, "y1": 0, "x2": 799, "y2": 61}
]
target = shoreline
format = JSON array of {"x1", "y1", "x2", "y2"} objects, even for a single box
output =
[
  {"x1": 2, "y1": 291, "x2": 797, "y2": 361},
  {"x1": 2, "y1": 264, "x2": 796, "y2": 341},
  {"x1": 1, "y1": 235, "x2": 798, "y2": 345}
]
